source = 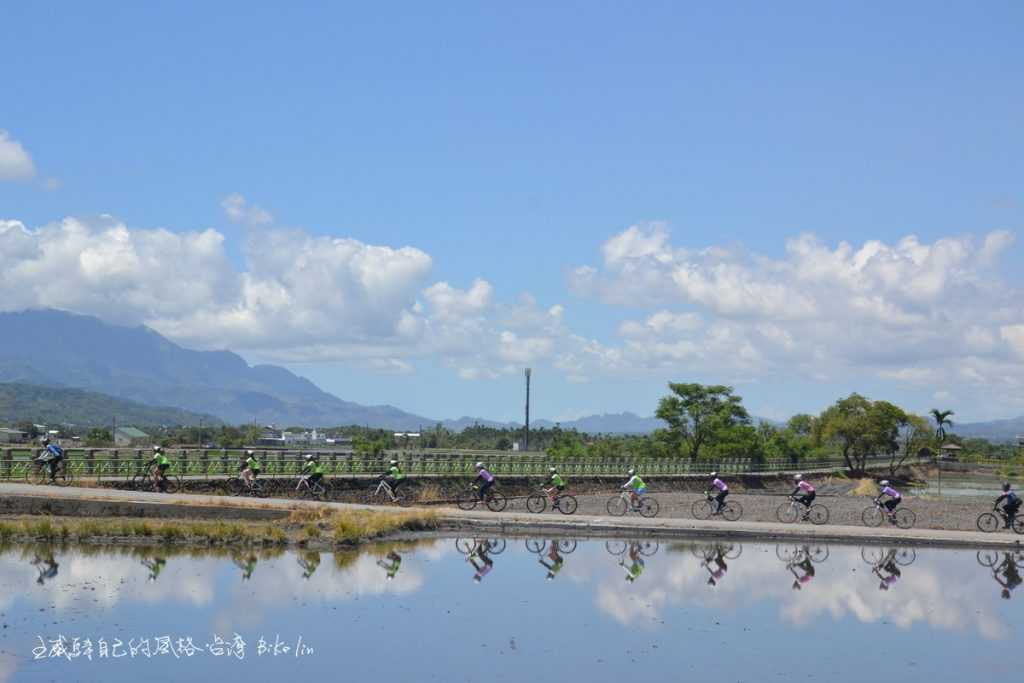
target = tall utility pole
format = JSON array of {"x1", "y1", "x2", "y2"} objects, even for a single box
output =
[{"x1": 524, "y1": 368, "x2": 532, "y2": 452}]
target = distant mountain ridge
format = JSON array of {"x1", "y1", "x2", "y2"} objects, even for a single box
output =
[{"x1": 952, "y1": 416, "x2": 1024, "y2": 443}]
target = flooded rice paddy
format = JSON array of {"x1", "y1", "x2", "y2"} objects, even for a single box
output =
[{"x1": 0, "y1": 537, "x2": 1019, "y2": 682}]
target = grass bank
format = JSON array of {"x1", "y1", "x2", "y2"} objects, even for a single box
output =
[{"x1": 0, "y1": 508, "x2": 438, "y2": 550}]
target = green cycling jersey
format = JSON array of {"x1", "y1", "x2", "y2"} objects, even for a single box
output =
[
  {"x1": 388, "y1": 465, "x2": 405, "y2": 480},
  {"x1": 150, "y1": 453, "x2": 170, "y2": 467},
  {"x1": 245, "y1": 456, "x2": 261, "y2": 472},
  {"x1": 302, "y1": 460, "x2": 325, "y2": 475},
  {"x1": 549, "y1": 472, "x2": 566, "y2": 488}
]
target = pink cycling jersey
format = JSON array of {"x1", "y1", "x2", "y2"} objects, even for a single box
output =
[
  {"x1": 881, "y1": 486, "x2": 901, "y2": 499},
  {"x1": 712, "y1": 478, "x2": 728, "y2": 492},
  {"x1": 797, "y1": 480, "x2": 815, "y2": 493}
]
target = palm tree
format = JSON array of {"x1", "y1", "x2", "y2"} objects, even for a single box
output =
[{"x1": 929, "y1": 409, "x2": 954, "y2": 442}]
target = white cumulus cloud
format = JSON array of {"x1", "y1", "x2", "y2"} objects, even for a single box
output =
[{"x1": 0, "y1": 130, "x2": 36, "y2": 181}]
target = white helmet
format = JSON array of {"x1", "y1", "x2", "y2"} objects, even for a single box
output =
[
  {"x1": 245, "y1": 449, "x2": 254, "y2": 456},
  {"x1": 628, "y1": 468, "x2": 636, "y2": 476},
  {"x1": 794, "y1": 473, "x2": 803, "y2": 481},
  {"x1": 304, "y1": 453, "x2": 314, "y2": 461},
  {"x1": 549, "y1": 466, "x2": 557, "y2": 473},
  {"x1": 880, "y1": 480, "x2": 889, "y2": 486},
  {"x1": 390, "y1": 459, "x2": 398, "y2": 465},
  {"x1": 475, "y1": 462, "x2": 485, "y2": 469},
  {"x1": 710, "y1": 471, "x2": 718, "y2": 478},
  {"x1": 153, "y1": 445, "x2": 162, "y2": 452}
]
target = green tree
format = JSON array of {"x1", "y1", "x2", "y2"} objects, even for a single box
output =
[
  {"x1": 654, "y1": 383, "x2": 751, "y2": 460},
  {"x1": 892, "y1": 413, "x2": 932, "y2": 475},
  {"x1": 819, "y1": 393, "x2": 873, "y2": 471},
  {"x1": 84, "y1": 428, "x2": 112, "y2": 447},
  {"x1": 929, "y1": 409, "x2": 954, "y2": 441}
]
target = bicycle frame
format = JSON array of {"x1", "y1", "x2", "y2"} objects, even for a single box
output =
[{"x1": 375, "y1": 479, "x2": 398, "y2": 501}]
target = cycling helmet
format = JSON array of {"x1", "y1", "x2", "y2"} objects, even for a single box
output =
[
  {"x1": 880, "y1": 480, "x2": 890, "y2": 486},
  {"x1": 549, "y1": 466, "x2": 557, "y2": 473},
  {"x1": 390, "y1": 459, "x2": 398, "y2": 465},
  {"x1": 476, "y1": 462, "x2": 485, "y2": 469},
  {"x1": 41, "y1": 437, "x2": 50, "y2": 446},
  {"x1": 304, "y1": 453, "x2": 314, "y2": 461},
  {"x1": 245, "y1": 449, "x2": 254, "y2": 456},
  {"x1": 153, "y1": 445, "x2": 162, "y2": 453},
  {"x1": 628, "y1": 468, "x2": 636, "y2": 476},
  {"x1": 710, "y1": 471, "x2": 718, "y2": 478},
  {"x1": 1003, "y1": 482, "x2": 1012, "y2": 492},
  {"x1": 794, "y1": 473, "x2": 803, "y2": 481}
]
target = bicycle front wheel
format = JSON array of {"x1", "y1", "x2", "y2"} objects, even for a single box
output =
[
  {"x1": 606, "y1": 495, "x2": 628, "y2": 516},
  {"x1": 861, "y1": 547, "x2": 885, "y2": 565},
  {"x1": 26, "y1": 464, "x2": 47, "y2": 486},
  {"x1": 455, "y1": 538, "x2": 475, "y2": 554},
  {"x1": 977, "y1": 512, "x2": 999, "y2": 533},
  {"x1": 638, "y1": 497, "x2": 659, "y2": 518},
  {"x1": 721, "y1": 501, "x2": 742, "y2": 522},
  {"x1": 525, "y1": 539, "x2": 545, "y2": 553},
  {"x1": 722, "y1": 544, "x2": 741, "y2": 560},
  {"x1": 456, "y1": 492, "x2": 479, "y2": 511},
  {"x1": 977, "y1": 550, "x2": 999, "y2": 567},
  {"x1": 776, "y1": 502, "x2": 798, "y2": 524},
  {"x1": 893, "y1": 548, "x2": 916, "y2": 566},
  {"x1": 691, "y1": 499, "x2": 713, "y2": 520},
  {"x1": 486, "y1": 539, "x2": 507, "y2": 554},
  {"x1": 485, "y1": 491, "x2": 507, "y2": 512},
  {"x1": 808, "y1": 504, "x2": 829, "y2": 526},
  {"x1": 557, "y1": 539, "x2": 578, "y2": 554},
  {"x1": 862, "y1": 506, "x2": 884, "y2": 527},
  {"x1": 638, "y1": 541, "x2": 660, "y2": 556},
  {"x1": 776, "y1": 545, "x2": 798, "y2": 562},
  {"x1": 894, "y1": 508, "x2": 915, "y2": 529},
  {"x1": 556, "y1": 495, "x2": 578, "y2": 515},
  {"x1": 251, "y1": 481, "x2": 268, "y2": 498},
  {"x1": 525, "y1": 494, "x2": 547, "y2": 514},
  {"x1": 807, "y1": 544, "x2": 830, "y2": 563},
  {"x1": 1013, "y1": 517, "x2": 1024, "y2": 535},
  {"x1": 605, "y1": 540, "x2": 627, "y2": 555}
]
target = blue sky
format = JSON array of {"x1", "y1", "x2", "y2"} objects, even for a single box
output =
[{"x1": 2, "y1": 2, "x2": 1023, "y2": 423}]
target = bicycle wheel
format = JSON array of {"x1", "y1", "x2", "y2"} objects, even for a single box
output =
[
  {"x1": 456, "y1": 492, "x2": 479, "y2": 511},
  {"x1": 486, "y1": 539, "x2": 507, "y2": 555},
  {"x1": 251, "y1": 480, "x2": 268, "y2": 498},
  {"x1": 861, "y1": 547, "x2": 885, "y2": 565},
  {"x1": 722, "y1": 544, "x2": 742, "y2": 560},
  {"x1": 1013, "y1": 517, "x2": 1024, "y2": 535},
  {"x1": 776, "y1": 502, "x2": 799, "y2": 524},
  {"x1": 776, "y1": 545, "x2": 798, "y2": 562},
  {"x1": 53, "y1": 463, "x2": 73, "y2": 487},
  {"x1": 525, "y1": 494, "x2": 547, "y2": 514},
  {"x1": 556, "y1": 495, "x2": 578, "y2": 515},
  {"x1": 26, "y1": 463, "x2": 47, "y2": 485},
  {"x1": 977, "y1": 550, "x2": 999, "y2": 567},
  {"x1": 808, "y1": 504, "x2": 829, "y2": 526},
  {"x1": 691, "y1": 499, "x2": 713, "y2": 520},
  {"x1": 606, "y1": 495, "x2": 628, "y2": 516},
  {"x1": 606, "y1": 540, "x2": 627, "y2": 555},
  {"x1": 455, "y1": 538, "x2": 475, "y2": 554},
  {"x1": 557, "y1": 539, "x2": 578, "y2": 554},
  {"x1": 862, "y1": 506, "x2": 884, "y2": 527},
  {"x1": 525, "y1": 539, "x2": 546, "y2": 553},
  {"x1": 639, "y1": 541, "x2": 660, "y2": 557},
  {"x1": 894, "y1": 508, "x2": 915, "y2": 529},
  {"x1": 977, "y1": 512, "x2": 999, "y2": 533},
  {"x1": 485, "y1": 491, "x2": 507, "y2": 512},
  {"x1": 638, "y1": 497, "x2": 659, "y2": 518},
  {"x1": 806, "y1": 540, "x2": 831, "y2": 565},
  {"x1": 227, "y1": 478, "x2": 245, "y2": 496},
  {"x1": 721, "y1": 501, "x2": 741, "y2": 522},
  {"x1": 132, "y1": 473, "x2": 154, "y2": 491},
  {"x1": 893, "y1": 548, "x2": 916, "y2": 566},
  {"x1": 394, "y1": 488, "x2": 412, "y2": 507}
]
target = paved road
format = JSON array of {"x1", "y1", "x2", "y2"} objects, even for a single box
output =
[{"x1": 0, "y1": 482, "x2": 1020, "y2": 550}]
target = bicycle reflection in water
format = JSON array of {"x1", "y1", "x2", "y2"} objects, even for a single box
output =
[
  {"x1": 377, "y1": 551, "x2": 402, "y2": 581},
  {"x1": 977, "y1": 550, "x2": 1023, "y2": 599},
  {"x1": 461, "y1": 539, "x2": 501, "y2": 583},
  {"x1": 606, "y1": 540, "x2": 659, "y2": 583},
  {"x1": 31, "y1": 552, "x2": 59, "y2": 586},
  {"x1": 775, "y1": 544, "x2": 829, "y2": 590},
  {"x1": 691, "y1": 542, "x2": 741, "y2": 587},
  {"x1": 524, "y1": 539, "x2": 577, "y2": 581},
  {"x1": 232, "y1": 551, "x2": 258, "y2": 581},
  {"x1": 140, "y1": 555, "x2": 167, "y2": 583},
  {"x1": 298, "y1": 550, "x2": 321, "y2": 579},
  {"x1": 861, "y1": 547, "x2": 915, "y2": 591}
]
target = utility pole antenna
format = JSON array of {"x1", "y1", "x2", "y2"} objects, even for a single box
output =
[{"x1": 525, "y1": 368, "x2": 532, "y2": 452}]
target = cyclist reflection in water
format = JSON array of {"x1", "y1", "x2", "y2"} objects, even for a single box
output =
[
  {"x1": 788, "y1": 555, "x2": 815, "y2": 590},
  {"x1": 31, "y1": 552, "x2": 59, "y2": 585},
  {"x1": 873, "y1": 553, "x2": 901, "y2": 590},
  {"x1": 702, "y1": 547, "x2": 728, "y2": 587},
  {"x1": 298, "y1": 551, "x2": 321, "y2": 579},
  {"x1": 468, "y1": 542, "x2": 494, "y2": 583},
  {"x1": 232, "y1": 552, "x2": 258, "y2": 581},
  {"x1": 538, "y1": 541, "x2": 564, "y2": 581},
  {"x1": 622, "y1": 543, "x2": 645, "y2": 583},
  {"x1": 140, "y1": 555, "x2": 166, "y2": 583},
  {"x1": 377, "y1": 551, "x2": 402, "y2": 581},
  {"x1": 991, "y1": 554, "x2": 1022, "y2": 599}
]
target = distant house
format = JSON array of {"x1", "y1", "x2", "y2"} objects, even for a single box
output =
[
  {"x1": 114, "y1": 427, "x2": 150, "y2": 446},
  {"x1": 0, "y1": 428, "x2": 27, "y2": 444}
]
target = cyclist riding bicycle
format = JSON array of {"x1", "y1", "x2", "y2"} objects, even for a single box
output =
[
  {"x1": 474, "y1": 462, "x2": 496, "y2": 501},
  {"x1": 298, "y1": 550, "x2": 321, "y2": 579},
  {"x1": 36, "y1": 437, "x2": 65, "y2": 480},
  {"x1": 538, "y1": 542, "x2": 564, "y2": 581},
  {"x1": 994, "y1": 482, "x2": 1021, "y2": 529},
  {"x1": 623, "y1": 468, "x2": 647, "y2": 509},
  {"x1": 876, "y1": 480, "x2": 902, "y2": 522},
  {"x1": 301, "y1": 453, "x2": 324, "y2": 487},
  {"x1": 789, "y1": 474, "x2": 816, "y2": 519},
  {"x1": 544, "y1": 466, "x2": 566, "y2": 504},
  {"x1": 993, "y1": 554, "x2": 1022, "y2": 599},
  {"x1": 708, "y1": 471, "x2": 729, "y2": 514},
  {"x1": 623, "y1": 543, "x2": 645, "y2": 583},
  {"x1": 874, "y1": 553, "x2": 901, "y2": 590},
  {"x1": 702, "y1": 546, "x2": 727, "y2": 587},
  {"x1": 468, "y1": 543, "x2": 494, "y2": 583},
  {"x1": 789, "y1": 554, "x2": 815, "y2": 590},
  {"x1": 147, "y1": 446, "x2": 171, "y2": 488},
  {"x1": 377, "y1": 551, "x2": 402, "y2": 581},
  {"x1": 383, "y1": 458, "x2": 406, "y2": 496},
  {"x1": 240, "y1": 450, "x2": 261, "y2": 488}
]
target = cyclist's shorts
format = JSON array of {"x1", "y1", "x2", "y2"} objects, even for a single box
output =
[
  {"x1": 157, "y1": 464, "x2": 170, "y2": 471},
  {"x1": 635, "y1": 487, "x2": 648, "y2": 495},
  {"x1": 555, "y1": 484, "x2": 565, "y2": 492}
]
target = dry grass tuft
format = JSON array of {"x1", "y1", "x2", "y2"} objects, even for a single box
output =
[{"x1": 850, "y1": 478, "x2": 880, "y2": 497}]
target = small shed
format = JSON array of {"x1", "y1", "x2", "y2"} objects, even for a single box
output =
[
  {"x1": 0, "y1": 428, "x2": 27, "y2": 444},
  {"x1": 939, "y1": 443, "x2": 964, "y2": 460},
  {"x1": 114, "y1": 427, "x2": 150, "y2": 446}
]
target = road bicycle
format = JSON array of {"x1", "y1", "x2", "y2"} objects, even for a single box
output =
[
  {"x1": 373, "y1": 478, "x2": 410, "y2": 507},
  {"x1": 861, "y1": 499, "x2": 916, "y2": 529},
  {"x1": 525, "y1": 489, "x2": 578, "y2": 515},
  {"x1": 295, "y1": 475, "x2": 331, "y2": 501},
  {"x1": 25, "y1": 457, "x2": 73, "y2": 487},
  {"x1": 605, "y1": 540, "x2": 660, "y2": 557},
  {"x1": 976, "y1": 508, "x2": 1024, "y2": 534},
  {"x1": 976, "y1": 549, "x2": 1024, "y2": 569},
  {"x1": 456, "y1": 485, "x2": 508, "y2": 512},
  {"x1": 525, "y1": 539, "x2": 578, "y2": 554},
  {"x1": 455, "y1": 538, "x2": 507, "y2": 555},
  {"x1": 228, "y1": 475, "x2": 268, "y2": 498},
  {"x1": 606, "y1": 490, "x2": 659, "y2": 518},
  {"x1": 132, "y1": 469, "x2": 180, "y2": 494},
  {"x1": 690, "y1": 542, "x2": 742, "y2": 561},
  {"x1": 775, "y1": 543, "x2": 829, "y2": 564},
  {"x1": 691, "y1": 491, "x2": 742, "y2": 521},
  {"x1": 776, "y1": 496, "x2": 829, "y2": 525},
  {"x1": 861, "y1": 547, "x2": 916, "y2": 566}
]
